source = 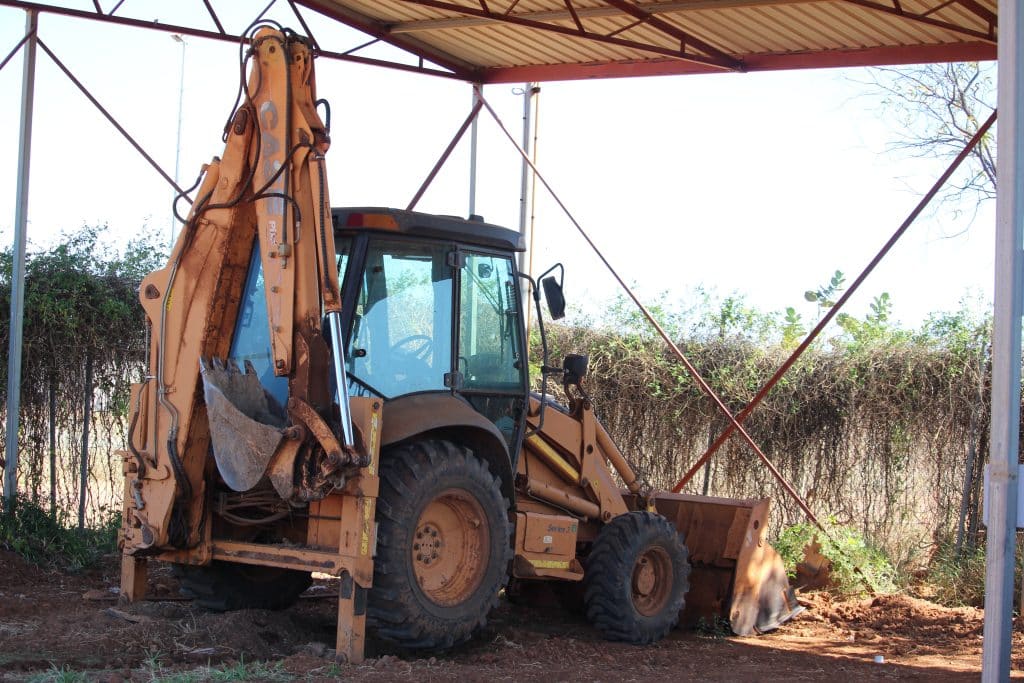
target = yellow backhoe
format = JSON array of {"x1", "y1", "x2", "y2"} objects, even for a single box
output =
[{"x1": 118, "y1": 25, "x2": 800, "y2": 662}]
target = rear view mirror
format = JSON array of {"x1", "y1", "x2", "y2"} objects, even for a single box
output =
[{"x1": 542, "y1": 276, "x2": 565, "y2": 320}]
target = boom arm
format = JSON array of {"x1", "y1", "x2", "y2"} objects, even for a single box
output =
[{"x1": 122, "y1": 26, "x2": 346, "y2": 555}]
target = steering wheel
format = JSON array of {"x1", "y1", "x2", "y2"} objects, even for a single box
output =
[{"x1": 389, "y1": 334, "x2": 433, "y2": 362}]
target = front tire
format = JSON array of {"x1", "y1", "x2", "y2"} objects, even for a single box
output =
[
  {"x1": 583, "y1": 511, "x2": 690, "y2": 644},
  {"x1": 368, "y1": 439, "x2": 512, "y2": 650}
]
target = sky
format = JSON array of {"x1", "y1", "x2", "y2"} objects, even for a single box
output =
[{"x1": 0, "y1": 0, "x2": 998, "y2": 332}]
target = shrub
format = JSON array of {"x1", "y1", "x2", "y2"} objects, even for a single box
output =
[
  {"x1": 774, "y1": 520, "x2": 898, "y2": 595},
  {"x1": 0, "y1": 499, "x2": 119, "y2": 572}
]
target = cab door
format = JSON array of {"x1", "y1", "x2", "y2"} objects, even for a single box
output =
[
  {"x1": 454, "y1": 250, "x2": 529, "y2": 452},
  {"x1": 344, "y1": 237, "x2": 455, "y2": 399}
]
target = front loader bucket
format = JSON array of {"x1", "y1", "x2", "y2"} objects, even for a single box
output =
[
  {"x1": 201, "y1": 358, "x2": 287, "y2": 492},
  {"x1": 654, "y1": 492, "x2": 802, "y2": 635}
]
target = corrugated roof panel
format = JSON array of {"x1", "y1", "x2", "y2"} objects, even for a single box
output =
[
  {"x1": 720, "y1": 7, "x2": 812, "y2": 52},
  {"x1": 656, "y1": 8, "x2": 790, "y2": 54},
  {"x1": 309, "y1": 1, "x2": 998, "y2": 81},
  {"x1": 833, "y1": 3, "x2": 961, "y2": 45},
  {"x1": 766, "y1": 5, "x2": 852, "y2": 50}
]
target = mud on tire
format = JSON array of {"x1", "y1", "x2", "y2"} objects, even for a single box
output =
[
  {"x1": 173, "y1": 561, "x2": 312, "y2": 611},
  {"x1": 368, "y1": 439, "x2": 512, "y2": 651},
  {"x1": 583, "y1": 511, "x2": 690, "y2": 644}
]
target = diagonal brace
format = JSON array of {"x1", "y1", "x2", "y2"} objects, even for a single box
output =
[
  {"x1": 601, "y1": 0, "x2": 738, "y2": 67},
  {"x1": 401, "y1": 0, "x2": 739, "y2": 70},
  {"x1": 844, "y1": 0, "x2": 995, "y2": 41},
  {"x1": 407, "y1": 98, "x2": 484, "y2": 211},
  {"x1": 36, "y1": 38, "x2": 193, "y2": 202},
  {"x1": 0, "y1": 28, "x2": 34, "y2": 73},
  {"x1": 471, "y1": 85, "x2": 813, "y2": 521},
  {"x1": 672, "y1": 110, "x2": 998, "y2": 493}
]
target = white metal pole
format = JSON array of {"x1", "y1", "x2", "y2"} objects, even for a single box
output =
[
  {"x1": 982, "y1": 2, "x2": 1022, "y2": 680},
  {"x1": 517, "y1": 83, "x2": 537, "y2": 275},
  {"x1": 468, "y1": 85, "x2": 480, "y2": 218},
  {"x1": 170, "y1": 34, "x2": 186, "y2": 245},
  {"x1": 3, "y1": 10, "x2": 38, "y2": 509}
]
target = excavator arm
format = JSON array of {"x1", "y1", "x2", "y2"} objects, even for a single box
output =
[{"x1": 121, "y1": 25, "x2": 353, "y2": 559}]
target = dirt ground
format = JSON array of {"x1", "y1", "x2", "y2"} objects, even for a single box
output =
[{"x1": 1, "y1": 550, "x2": 1022, "y2": 682}]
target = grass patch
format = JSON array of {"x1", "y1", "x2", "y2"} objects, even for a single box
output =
[
  {"x1": 922, "y1": 541, "x2": 1024, "y2": 608},
  {"x1": 26, "y1": 664, "x2": 89, "y2": 683},
  {"x1": 204, "y1": 658, "x2": 292, "y2": 682},
  {"x1": 0, "y1": 498, "x2": 118, "y2": 572}
]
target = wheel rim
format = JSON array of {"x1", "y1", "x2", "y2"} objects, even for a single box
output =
[
  {"x1": 412, "y1": 488, "x2": 490, "y2": 607},
  {"x1": 631, "y1": 545, "x2": 673, "y2": 617}
]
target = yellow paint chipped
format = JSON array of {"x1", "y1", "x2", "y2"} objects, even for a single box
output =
[
  {"x1": 360, "y1": 501, "x2": 372, "y2": 556},
  {"x1": 368, "y1": 413, "x2": 380, "y2": 475},
  {"x1": 530, "y1": 559, "x2": 570, "y2": 570}
]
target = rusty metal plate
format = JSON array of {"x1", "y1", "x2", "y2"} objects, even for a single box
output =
[{"x1": 201, "y1": 358, "x2": 286, "y2": 492}]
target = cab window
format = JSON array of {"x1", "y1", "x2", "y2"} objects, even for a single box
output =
[
  {"x1": 458, "y1": 253, "x2": 523, "y2": 391},
  {"x1": 347, "y1": 239, "x2": 453, "y2": 398}
]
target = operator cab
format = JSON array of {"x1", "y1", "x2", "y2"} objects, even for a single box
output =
[{"x1": 332, "y1": 207, "x2": 529, "y2": 448}]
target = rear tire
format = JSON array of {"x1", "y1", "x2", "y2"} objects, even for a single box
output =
[
  {"x1": 173, "y1": 561, "x2": 312, "y2": 611},
  {"x1": 368, "y1": 439, "x2": 511, "y2": 650},
  {"x1": 583, "y1": 511, "x2": 690, "y2": 644}
]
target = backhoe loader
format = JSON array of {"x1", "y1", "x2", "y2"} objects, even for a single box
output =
[{"x1": 118, "y1": 24, "x2": 799, "y2": 662}]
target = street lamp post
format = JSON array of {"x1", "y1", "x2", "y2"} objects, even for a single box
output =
[{"x1": 170, "y1": 34, "x2": 186, "y2": 245}]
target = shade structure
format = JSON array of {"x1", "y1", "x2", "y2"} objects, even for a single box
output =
[{"x1": 303, "y1": 0, "x2": 996, "y2": 82}]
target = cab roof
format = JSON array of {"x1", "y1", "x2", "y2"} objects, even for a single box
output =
[{"x1": 332, "y1": 207, "x2": 526, "y2": 253}]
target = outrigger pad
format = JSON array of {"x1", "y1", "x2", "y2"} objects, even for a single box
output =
[{"x1": 201, "y1": 358, "x2": 286, "y2": 492}]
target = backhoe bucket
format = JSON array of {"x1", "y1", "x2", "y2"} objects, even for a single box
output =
[
  {"x1": 201, "y1": 358, "x2": 287, "y2": 492},
  {"x1": 654, "y1": 492, "x2": 802, "y2": 635}
]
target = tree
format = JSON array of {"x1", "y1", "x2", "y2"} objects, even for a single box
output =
[{"x1": 867, "y1": 62, "x2": 996, "y2": 214}]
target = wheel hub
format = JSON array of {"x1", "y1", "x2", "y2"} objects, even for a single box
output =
[
  {"x1": 414, "y1": 522, "x2": 444, "y2": 566},
  {"x1": 631, "y1": 546, "x2": 673, "y2": 617},
  {"x1": 633, "y1": 557, "x2": 657, "y2": 596},
  {"x1": 411, "y1": 489, "x2": 489, "y2": 607}
]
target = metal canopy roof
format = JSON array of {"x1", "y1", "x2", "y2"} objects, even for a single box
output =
[{"x1": 301, "y1": 0, "x2": 997, "y2": 82}]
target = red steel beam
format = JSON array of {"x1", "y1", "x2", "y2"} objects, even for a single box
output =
[
  {"x1": 36, "y1": 38, "x2": 192, "y2": 199},
  {"x1": 201, "y1": 0, "x2": 227, "y2": 34},
  {"x1": 407, "y1": 99, "x2": 484, "y2": 211},
  {"x1": 600, "y1": 0, "x2": 738, "y2": 68},
  {"x1": 480, "y1": 40, "x2": 996, "y2": 82},
  {"x1": 844, "y1": 0, "x2": 996, "y2": 42},
  {"x1": 296, "y1": 0, "x2": 480, "y2": 79},
  {"x1": 672, "y1": 109, "x2": 997, "y2": 492},
  {"x1": 0, "y1": 29, "x2": 32, "y2": 73},
  {"x1": 472, "y1": 86, "x2": 814, "y2": 523},
  {"x1": 401, "y1": 0, "x2": 741, "y2": 71},
  {"x1": 287, "y1": 0, "x2": 319, "y2": 48},
  {"x1": 0, "y1": 0, "x2": 466, "y2": 80},
  {"x1": 954, "y1": 0, "x2": 997, "y2": 26}
]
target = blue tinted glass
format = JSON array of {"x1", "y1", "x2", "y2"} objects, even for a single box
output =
[{"x1": 228, "y1": 244, "x2": 289, "y2": 406}]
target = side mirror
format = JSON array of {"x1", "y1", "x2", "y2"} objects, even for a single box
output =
[{"x1": 542, "y1": 276, "x2": 565, "y2": 320}]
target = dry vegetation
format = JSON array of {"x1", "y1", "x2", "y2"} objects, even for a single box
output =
[{"x1": 0, "y1": 231, "x2": 1002, "y2": 590}]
